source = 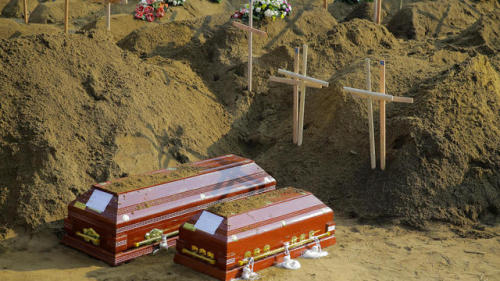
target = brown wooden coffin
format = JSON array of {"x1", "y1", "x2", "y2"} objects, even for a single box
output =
[
  {"x1": 61, "y1": 154, "x2": 276, "y2": 266},
  {"x1": 174, "y1": 187, "x2": 336, "y2": 281}
]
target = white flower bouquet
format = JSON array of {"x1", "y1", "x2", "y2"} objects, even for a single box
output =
[
  {"x1": 166, "y1": 0, "x2": 186, "y2": 6},
  {"x1": 232, "y1": 0, "x2": 292, "y2": 21}
]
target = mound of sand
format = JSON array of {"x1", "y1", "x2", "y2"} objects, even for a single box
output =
[
  {"x1": 0, "y1": 2, "x2": 498, "y2": 232},
  {"x1": 0, "y1": 18, "x2": 61, "y2": 39},
  {"x1": 388, "y1": 0, "x2": 484, "y2": 39},
  {"x1": 365, "y1": 55, "x2": 499, "y2": 226},
  {"x1": 29, "y1": 0, "x2": 102, "y2": 24},
  {"x1": 344, "y1": 2, "x2": 373, "y2": 22},
  {"x1": 0, "y1": 30, "x2": 235, "y2": 228},
  {"x1": 445, "y1": 12, "x2": 500, "y2": 55},
  {"x1": 1, "y1": 0, "x2": 38, "y2": 18}
]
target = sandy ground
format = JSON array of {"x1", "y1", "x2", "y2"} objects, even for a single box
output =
[{"x1": 0, "y1": 218, "x2": 498, "y2": 281}]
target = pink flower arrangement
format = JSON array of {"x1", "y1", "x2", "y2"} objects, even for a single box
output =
[{"x1": 134, "y1": 0, "x2": 167, "y2": 22}]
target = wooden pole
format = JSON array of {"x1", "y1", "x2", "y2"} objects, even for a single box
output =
[
  {"x1": 366, "y1": 59, "x2": 376, "y2": 169},
  {"x1": 64, "y1": 0, "x2": 69, "y2": 33},
  {"x1": 248, "y1": 0, "x2": 253, "y2": 92},
  {"x1": 373, "y1": 0, "x2": 378, "y2": 22},
  {"x1": 379, "y1": 60, "x2": 386, "y2": 170},
  {"x1": 297, "y1": 44, "x2": 308, "y2": 146},
  {"x1": 376, "y1": 0, "x2": 382, "y2": 24},
  {"x1": 107, "y1": 1, "x2": 111, "y2": 31},
  {"x1": 323, "y1": 0, "x2": 327, "y2": 9},
  {"x1": 293, "y1": 47, "x2": 300, "y2": 144},
  {"x1": 24, "y1": 0, "x2": 28, "y2": 24}
]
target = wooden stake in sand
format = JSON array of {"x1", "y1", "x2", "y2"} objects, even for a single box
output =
[
  {"x1": 24, "y1": 0, "x2": 29, "y2": 24},
  {"x1": 343, "y1": 60, "x2": 414, "y2": 170},
  {"x1": 373, "y1": 0, "x2": 382, "y2": 24},
  {"x1": 379, "y1": 60, "x2": 386, "y2": 170},
  {"x1": 298, "y1": 44, "x2": 308, "y2": 146},
  {"x1": 106, "y1": 1, "x2": 111, "y2": 31},
  {"x1": 269, "y1": 45, "x2": 329, "y2": 146},
  {"x1": 366, "y1": 59, "x2": 376, "y2": 169},
  {"x1": 64, "y1": 0, "x2": 69, "y2": 33},
  {"x1": 232, "y1": 0, "x2": 267, "y2": 92},
  {"x1": 323, "y1": 0, "x2": 327, "y2": 9},
  {"x1": 292, "y1": 47, "x2": 300, "y2": 144}
]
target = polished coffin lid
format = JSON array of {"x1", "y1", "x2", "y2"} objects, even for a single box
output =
[
  {"x1": 68, "y1": 154, "x2": 277, "y2": 231},
  {"x1": 184, "y1": 188, "x2": 333, "y2": 243}
]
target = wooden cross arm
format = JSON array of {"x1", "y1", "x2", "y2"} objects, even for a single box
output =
[
  {"x1": 343, "y1": 86, "x2": 393, "y2": 101},
  {"x1": 232, "y1": 21, "x2": 267, "y2": 36},
  {"x1": 392, "y1": 96, "x2": 414, "y2": 103},
  {"x1": 343, "y1": 87, "x2": 414, "y2": 103},
  {"x1": 269, "y1": 76, "x2": 324, "y2": 89},
  {"x1": 277, "y1": 69, "x2": 329, "y2": 87}
]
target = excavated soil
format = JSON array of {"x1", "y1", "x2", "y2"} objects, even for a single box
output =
[
  {"x1": 208, "y1": 187, "x2": 305, "y2": 217},
  {"x1": 0, "y1": 0, "x2": 499, "y2": 280},
  {"x1": 0, "y1": 0, "x2": 498, "y2": 232}
]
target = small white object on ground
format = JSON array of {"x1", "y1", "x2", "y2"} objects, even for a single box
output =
[
  {"x1": 153, "y1": 234, "x2": 168, "y2": 255},
  {"x1": 302, "y1": 237, "x2": 328, "y2": 259},
  {"x1": 233, "y1": 257, "x2": 260, "y2": 280},
  {"x1": 276, "y1": 242, "x2": 301, "y2": 270}
]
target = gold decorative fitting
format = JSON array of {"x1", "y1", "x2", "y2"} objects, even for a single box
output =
[
  {"x1": 145, "y1": 229, "x2": 163, "y2": 240},
  {"x1": 73, "y1": 201, "x2": 86, "y2": 210},
  {"x1": 263, "y1": 245, "x2": 270, "y2": 252},
  {"x1": 76, "y1": 228, "x2": 100, "y2": 246},
  {"x1": 291, "y1": 236, "x2": 298, "y2": 243},
  {"x1": 238, "y1": 231, "x2": 332, "y2": 266},
  {"x1": 244, "y1": 251, "x2": 252, "y2": 258},
  {"x1": 207, "y1": 251, "x2": 214, "y2": 259},
  {"x1": 300, "y1": 233, "x2": 306, "y2": 241},
  {"x1": 182, "y1": 248, "x2": 215, "y2": 265},
  {"x1": 254, "y1": 248, "x2": 261, "y2": 255},
  {"x1": 199, "y1": 248, "x2": 207, "y2": 256},
  {"x1": 191, "y1": 245, "x2": 198, "y2": 252},
  {"x1": 183, "y1": 223, "x2": 196, "y2": 232},
  {"x1": 309, "y1": 230, "x2": 320, "y2": 238}
]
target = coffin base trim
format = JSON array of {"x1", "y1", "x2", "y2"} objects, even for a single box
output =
[
  {"x1": 61, "y1": 234, "x2": 178, "y2": 266},
  {"x1": 174, "y1": 235, "x2": 336, "y2": 281}
]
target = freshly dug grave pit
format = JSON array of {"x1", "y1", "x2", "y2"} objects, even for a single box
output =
[
  {"x1": 101, "y1": 166, "x2": 203, "y2": 193},
  {"x1": 208, "y1": 187, "x2": 305, "y2": 217}
]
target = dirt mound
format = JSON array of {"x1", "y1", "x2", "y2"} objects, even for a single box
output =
[
  {"x1": 388, "y1": 0, "x2": 482, "y2": 39},
  {"x1": 0, "y1": 18, "x2": 61, "y2": 39},
  {"x1": 0, "y1": 1, "x2": 498, "y2": 232},
  {"x1": 255, "y1": 54, "x2": 499, "y2": 228},
  {"x1": 344, "y1": 2, "x2": 373, "y2": 22},
  {"x1": 444, "y1": 12, "x2": 500, "y2": 55},
  {"x1": 29, "y1": 0, "x2": 102, "y2": 24},
  {"x1": 372, "y1": 55, "x2": 500, "y2": 226},
  {"x1": 1, "y1": 0, "x2": 38, "y2": 18},
  {"x1": 0, "y1": 31, "x2": 235, "y2": 228}
]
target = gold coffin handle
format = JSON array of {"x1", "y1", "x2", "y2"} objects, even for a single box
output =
[
  {"x1": 238, "y1": 231, "x2": 331, "y2": 266},
  {"x1": 134, "y1": 229, "x2": 180, "y2": 248},
  {"x1": 76, "y1": 230, "x2": 100, "y2": 246},
  {"x1": 182, "y1": 248, "x2": 216, "y2": 264}
]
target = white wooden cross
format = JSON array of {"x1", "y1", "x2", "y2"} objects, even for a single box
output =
[
  {"x1": 343, "y1": 60, "x2": 414, "y2": 170},
  {"x1": 232, "y1": 0, "x2": 267, "y2": 92},
  {"x1": 269, "y1": 44, "x2": 329, "y2": 146}
]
